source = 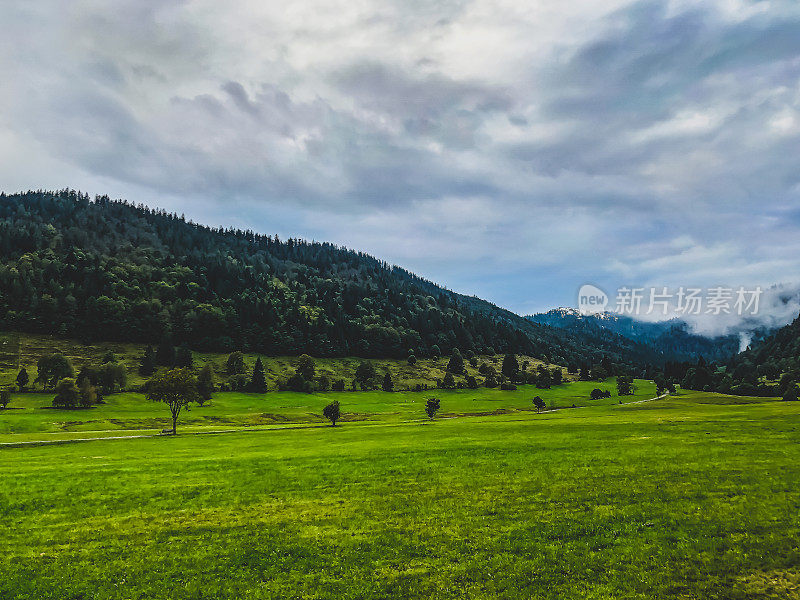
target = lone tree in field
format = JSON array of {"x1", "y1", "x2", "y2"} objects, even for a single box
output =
[
  {"x1": 0, "y1": 388, "x2": 11, "y2": 409},
  {"x1": 654, "y1": 375, "x2": 667, "y2": 396},
  {"x1": 197, "y1": 364, "x2": 216, "y2": 405},
  {"x1": 533, "y1": 396, "x2": 546, "y2": 413},
  {"x1": 425, "y1": 397, "x2": 441, "y2": 420},
  {"x1": 16, "y1": 368, "x2": 29, "y2": 392},
  {"x1": 323, "y1": 400, "x2": 341, "y2": 426},
  {"x1": 616, "y1": 375, "x2": 635, "y2": 396},
  {"x1": 250, "y1": 357, "x2": 268, "y2": 392},
  {"x1": 145, "y1": 368, "x2": 200, "y2": 434}
]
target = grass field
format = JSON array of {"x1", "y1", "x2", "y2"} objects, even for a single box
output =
[
  {"x1": 0, "y1": 379, "x2": 652, "y2": 443},
  {"x1": 1, "y1": 385, "x2": 798, "y2": 599}
]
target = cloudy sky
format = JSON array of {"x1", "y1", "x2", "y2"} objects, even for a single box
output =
[{"x1": 2, "y1": 0, "x2": 800, "y2": 324}]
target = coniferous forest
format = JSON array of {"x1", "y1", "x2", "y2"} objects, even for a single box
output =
[{"x1": 0, "y1": 190, "x2": 656, "y2": 371}]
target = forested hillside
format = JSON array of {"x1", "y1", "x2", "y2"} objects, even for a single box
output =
[{"x1": 0, "y1": 190, "x2": 655, "y2": 370}]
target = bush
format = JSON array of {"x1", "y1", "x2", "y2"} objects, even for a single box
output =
[
  {"x1": 590, "y1": 388, "x2": 612, "y2": 400},
  {"x1": 53, "y1": 378, "x2": 81, "y2": 408},
  {"x1": 500, "y1": 382, "x2": 517, "y2": 391}
]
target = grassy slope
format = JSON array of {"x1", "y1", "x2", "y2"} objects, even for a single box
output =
[
  {"x1": 0, "y1": 331, "x2": 564, "y2": 391},
  {"x1": 1, "y1": 390, "x2": 799, "y2": 599}
]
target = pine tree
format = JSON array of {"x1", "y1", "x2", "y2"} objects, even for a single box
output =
[
  {"x1": 156, "y1": 336, "x2": 176, "y2": 367},
  {"x1": 197, "y1": 364, "x2": 215, "y2": 405},
  {"x1": 382, "y1": 372, "x2": 393, "y2": 392},
  {"x1": 175, "y1": 345, "x2": 193, "y2": 368},
  {"x1": 442, "y1": 372, "x2": 456, "y2": 389},
  {"x1": 502, "y1": 354, "x2": 519, "y2": 381},
  {"x1": 139, "y1": 346, "x2": 156, "y2": 376},
  {"x1": 250, "y1": 357, "x2": 268, "y2": 392},
  {"x1": 16, "y1": 368, "x2": 29, "y2": 392},
  {"x1": 447, "y1": 348, "x2": 464, "y2": 374}
]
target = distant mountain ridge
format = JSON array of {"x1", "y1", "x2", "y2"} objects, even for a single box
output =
[{"x1": 526, "y1": 308, "x2": 742, "y2": 363}]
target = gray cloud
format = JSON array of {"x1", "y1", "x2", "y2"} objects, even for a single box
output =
[{"x1": 1, "y1": 0, "x2": 800, "y2": 328}]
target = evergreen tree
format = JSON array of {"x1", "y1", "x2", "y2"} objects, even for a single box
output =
[
  {"x1": 156, "y1": 337, "x2": 176, "y2": 367},
  {"x1": 355, "y1": 361, "x2": 376, "y2": 389},
  {"x1": 447, "y1": 348, "x2": 464, "y2": 374},
  {"x1": 226, "y1": 351, "x2": 246, "y2": 375},
  {"x1": 16, "y1": 368, "x2": 29, "y2": 392},
  {"x1": 175, "y1": 345, "x2": 193, "y2": 368},
  {"x1": 382, "y1": 372, "x2": 393, "y2": 392},
  {"x1": 502, "y1": 354, "x2": 519, "y2": 381},
  {"x1": 442, "y1": 372, "x2": 456, "y2": 389},
  {"x1": 139, "y1": 345, "x2": 156, "y2": 376},
  {"x1": 250, "y1": 357, "x2": 268, "y2": 392},
  {"x1": 197, "y1": 364, "x2": 215, "y2": 405}
]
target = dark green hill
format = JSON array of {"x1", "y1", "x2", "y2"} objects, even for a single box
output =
[{"x1": 0, "y1": 190, "x2": 653, "y2": 369}]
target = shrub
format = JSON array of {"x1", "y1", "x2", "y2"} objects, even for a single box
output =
[{"x1": 53, "y1": 378, "x2": 81, "y2": 408}]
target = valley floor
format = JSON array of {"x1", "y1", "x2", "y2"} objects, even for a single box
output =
[{"x1": 1, "y1": 387, "x2": 798, "y2": 599}]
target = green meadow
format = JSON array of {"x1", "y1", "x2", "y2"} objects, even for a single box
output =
[
  {"x1": 1, "y1": 385, "x2": 799, "y2": 599},
  {"x1": 0, "y1": 379, "x2": 650, "y2": 443}
]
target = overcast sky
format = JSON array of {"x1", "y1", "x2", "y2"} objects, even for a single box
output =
[{"x1": 2, "y1": 0, "x2": 800, "y2": 325}]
